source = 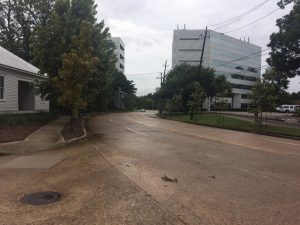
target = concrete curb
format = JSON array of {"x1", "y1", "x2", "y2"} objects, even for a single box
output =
[{"x1": 59, "y1": 119, "x2": 87, "y2": 144}]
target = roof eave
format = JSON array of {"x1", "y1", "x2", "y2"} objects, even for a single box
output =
[{"x1": 0, "y1": 63, "x2": 48, "y2": 80}]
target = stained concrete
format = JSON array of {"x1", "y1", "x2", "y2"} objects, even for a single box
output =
[{"x1": 0, "y1": 154, "x2": 65, "y2": 169}]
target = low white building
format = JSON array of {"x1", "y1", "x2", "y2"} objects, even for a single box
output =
[
  {"x1": 0, "y1": 46, "x2": 49, "y2": 114},
  {"x1": 111, "y1": 37, "x2": 125, "y2": 73}
]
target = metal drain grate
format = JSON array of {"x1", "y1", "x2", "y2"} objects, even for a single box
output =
[{"x1": 20, "y1": 191, "x2": 62, "y2": 205}]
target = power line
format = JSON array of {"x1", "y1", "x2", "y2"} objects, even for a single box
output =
[
  {"x1": 212, "y1": 48, "x2": 270, "y2": 69},
  {"x1": 212, "y1": 0, "x2": 271, "y2": 30},
  {"x1": 208, "y1": 0, "x2": 271, "y2": 27},
  {"x1": 126, "y1": 72, "x2": 161, "y2": 76},
  {"x1": 224, "y1": 7, "x2": 281, "y2": 34}
]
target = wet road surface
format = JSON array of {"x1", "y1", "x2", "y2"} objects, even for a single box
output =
[{"x1": 89, "y1": 111, "x2": 300, "y2": 225}]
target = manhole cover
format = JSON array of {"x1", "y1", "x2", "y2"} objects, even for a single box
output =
[{"x1": 20, "y1": 191, "x2": 62, "y2": 205}]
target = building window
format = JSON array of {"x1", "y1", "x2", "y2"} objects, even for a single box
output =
[
  {"x1": 120, "y1": 54, "x2": 124, "y2": 60},
  {"x1": 120, "y1": 44, "x2": 124, "y2": 51},
  {"x1": 179, "y1": 60, "x2": 200, "y2": 63},
  {"x1": 235, "y1": 66, "x2": 244, "y2": 71},
  {"x1": 241, "y1": 94, "x2": 252, "y2": 99},
  {"x1": 232, "y1": 83, "x2": 253, "y2": 90},
  {"x1": 231, "y1": 74, "x2": 258, "y2": 82},
  {"x1": 179, "y1": 38, "x2": 201, "y2": 41},
  {"x1": 120, "y1": 63, "x2": 124, "y2": 69},
  {"x1": 247, "y1": 67, "x2": 258, "y2": 74},
  {"x1": 179, "y1": 49, "x2": 202, "y2": 51},
  {"x1": 0, "y1": 76, "x2": 4, "y2": 99}
]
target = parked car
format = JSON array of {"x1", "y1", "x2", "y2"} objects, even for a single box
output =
[
  {"x1": 275, "y1": 105, "x2": 300, "y2": 113},
  {"x1": 140, "y1": 109, "x2": 146, "y2": 112}
]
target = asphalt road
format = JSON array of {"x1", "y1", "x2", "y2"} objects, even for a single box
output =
[{"x1": 89, "y1": 111, "x2": 300, "y2": 225}]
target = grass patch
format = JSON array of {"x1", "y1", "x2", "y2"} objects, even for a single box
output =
[
  {"x1": 0, "y1": 113, "x2": 59, "y2": 126},
  {"x1": 160, "y1": 113, "x2": 300, "y2": 139}
]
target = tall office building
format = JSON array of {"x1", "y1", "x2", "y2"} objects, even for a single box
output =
[
  {"x1": 111, "y1": 37, "x2": 125, "y2": 73},
  {"x1": 172, "y1": 29, "x2": 262, "y2": 109}
]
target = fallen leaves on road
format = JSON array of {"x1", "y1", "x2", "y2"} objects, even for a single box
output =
[{"x1": 162, "y1": 175, "x2": 178, "y2": 183}]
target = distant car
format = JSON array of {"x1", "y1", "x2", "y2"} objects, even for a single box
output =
[
  {"x1": 276, "y1": 105, "x2": 300, "y2": 113},
  {"x1": 140, "y1": 109, "x2": 146, "y2": 112}
]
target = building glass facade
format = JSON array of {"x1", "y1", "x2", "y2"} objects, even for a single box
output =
[{"x1": 172, "y1": 29, "x2": 262, "y2": 109}]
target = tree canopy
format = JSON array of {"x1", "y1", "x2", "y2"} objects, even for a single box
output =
[
  {"x1": 267, "y1": 1, "x2": 300, "y2": 78},
  {"x1": 157, "y1": 64, "x2": 231, "y2": 113},
  {"x1": 0, "y1": 0, "x2": 54, "y2": 61},
  {"x1": 32, "y1": 0, "x2": 117, "y2": 111}
]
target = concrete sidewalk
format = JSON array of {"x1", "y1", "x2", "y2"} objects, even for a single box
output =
[
  {"x1": 0, "y1": 143, "x2": 183, "y2": 225},
  {"x1": 0, "y1": 117, "x2": 68, "y2": 155}
]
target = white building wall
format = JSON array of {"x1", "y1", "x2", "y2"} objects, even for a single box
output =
[
  {"x1": 0, "y1": 66, "x2": 49, "y2": 113},
  {"x1": 172, "y1": 29, "x2": 262, "y2": 109},
  {"x1": 111, "y1": 37, "x2": 125, "y2": 73},
  {"x1": 35, "y1": 95, "x2": 50, "y2": 111},
  {"x1": 0, "y1": 67, "x2": 18, "y2": 111}
]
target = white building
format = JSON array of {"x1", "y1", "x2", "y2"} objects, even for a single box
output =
[
  {"x1": 172, "y1": 29, "x2": 261, "y2": 109},
  {"x1": 0, "y1": 46, "x2": 49, "y2": 114},
  {"x1": 111, "y1": 37, "x2": 125, "y2": 73}
]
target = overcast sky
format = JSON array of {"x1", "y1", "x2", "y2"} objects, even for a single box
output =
[{"x1": 95, "y1": 0, "x2": 299, "y2": 96}]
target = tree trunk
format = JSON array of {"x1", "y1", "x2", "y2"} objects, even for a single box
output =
[{"x1": 70, "y1": 116, "x2": 74, "y2": 132}]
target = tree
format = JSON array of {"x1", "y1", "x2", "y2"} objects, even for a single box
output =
[
  {"x1": 53, "y1": 21, "x2": 99, "y2": 130},
  {"x1": 112, "y1": 70, "x2": 137, "y2": 95},
  {"x1": 262, "y1": 68, "x2": 289, "y2": 105},
  {"x1": 32, "y1": 0, "x2": 116, "y2": 111},
  {"x1": 214, "y1": 75, "x2": 232, "y2": 124},
  {"x1": 250, "y1": 79, "x2": 276, "y2": 127},
  {"x1": 158, "y1": 64, "x2": 218, "y2": 114},
  {"x1": 277, "y1": 0, "x2": 296, "y2": 8},
  {"x1": 0, "y1": 0, "x2": 54, "y2": 61},
  {"x1": 188, "y1": 83, "x2": 207, "y2": 120},
  {"x1": 267, "y1": 1, "x2": 300, "y2": 78}
]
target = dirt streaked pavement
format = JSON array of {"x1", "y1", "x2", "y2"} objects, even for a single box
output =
[
  {"x1": 0, "y1": 143, "x2": 183, "y2": 225},
  {"x1": 1, "y1": 111, "x2": 300, "y2": 225},
  {"x1": 89, "y1": 111, "x2": 300, "y2": 225}
]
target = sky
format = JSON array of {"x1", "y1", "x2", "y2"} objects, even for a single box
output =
[{"x1": 95, "y1": 0, "x2": 300, "y2": 96}]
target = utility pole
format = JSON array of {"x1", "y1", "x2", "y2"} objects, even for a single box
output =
[
  {"x1": 199, "y1": 26, "x2": 210, "y2": 111},
  {"x1": 157, "y1": 60, "x2": 169, "y2": 114},
  {"x1": 163, "y1": 60, "x2": 168, "y2": 83},
  {"x1": 199, "y1": 26, "x2": 208, "y2": 72}
]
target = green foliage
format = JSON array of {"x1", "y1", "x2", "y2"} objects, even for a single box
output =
[
  {"x1": 188, "y1": 83, "x2": 207, "y2": 120},
  {"x1": 124, "y1": 94, "x2": 139, "y2": 111},
  {"x1": 157, "y1": 64, "x2": 231, "y2": 113},
  {"x1": 0, "y1": 0, "x2": 54, "y2": 61},
  {"x1": 268, "y1": 1, "x2": 300, "y2": 78},
  {"x1": 53, "y1": 21, "x2": 99, "y2": 120},
  {"x1": 112, "y1": 71, "x2": 137, "y2": 95},
  {"x1": 31, "y1": 0, "x2": 116, "y2": 111},
  {"x1": 249, "y1": 79, "x2": 276, "y2": 127}
]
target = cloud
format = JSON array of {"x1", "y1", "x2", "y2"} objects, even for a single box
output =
[{"x1": 95, "y1": 0, "x2": 298, "y2": 95}]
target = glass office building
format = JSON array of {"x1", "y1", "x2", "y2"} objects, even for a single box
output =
[{"x1": 172, "y1": 29, "x2": 262, "y2": 109}]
